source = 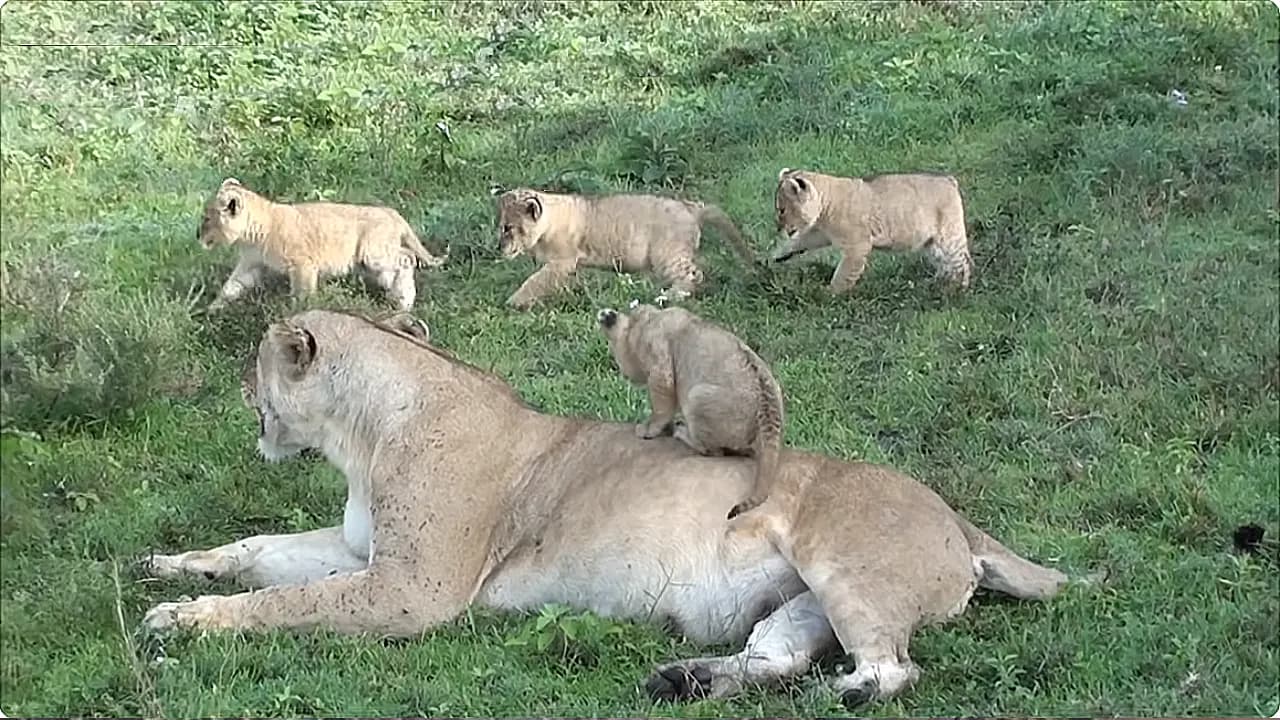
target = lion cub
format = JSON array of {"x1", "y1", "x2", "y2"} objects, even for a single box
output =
[
  {"x1": 495, "y1": 188, "x2": 757, "y2": 310},
  {"x1": 770, "y1": 168, "x2": 972, "y2": 293},
  {"x1": 596, "y1": 301, "x2": 784, "y2": 519},
  {"x1": 198, "y1": 178, "x2": 448, "y2": 312}
]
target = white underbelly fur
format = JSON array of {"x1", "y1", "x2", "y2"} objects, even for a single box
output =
[{"x1": 474, "y1": 527, "x2": 806, "y2": 645}]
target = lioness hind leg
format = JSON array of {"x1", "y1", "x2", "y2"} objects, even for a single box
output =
[
  {"x1": 140, "y1": 526, "x2": 367, "y2": 589},
  {"x1": 812, "y1": 593, "x2": 921, "y2": 709},
  {"x1": 646, "y1": 591, "x2": 837, "y2": 702}
]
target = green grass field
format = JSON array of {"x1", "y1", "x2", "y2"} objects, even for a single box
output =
[{"x1": 2, "y1": 1, "x2": 1278, "y2": 716}]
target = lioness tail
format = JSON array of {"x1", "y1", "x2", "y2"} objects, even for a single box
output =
[{"x1": 957, "y1": 516, "x2": 1069, "y2": 601}]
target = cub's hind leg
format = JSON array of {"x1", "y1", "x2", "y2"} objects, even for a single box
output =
[
  {"x1": 364, "y1": 251, "x2": 417, "y2": 310},
  {"x1": 651, "y1": 235, "x2": 705, "y2": 302},
  {"x1": 675, "y1": 384, "x2": 751, "y2": 457},
  {"x1": 924, "y1": 233, "x2": 972, "y2": 289}
]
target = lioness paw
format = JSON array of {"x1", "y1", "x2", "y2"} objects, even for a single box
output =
[{"x1": 142, "y1": 595, "x2": 225, "y2": 634}]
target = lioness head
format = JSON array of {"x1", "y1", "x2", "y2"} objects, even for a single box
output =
[
  {"x1": 495, "y1": 189, "x2": 545, "y2": 259},
  {"x1": 198, "y1": 177, "x2": 249, "y2": 249},
  {"x1": 240, "y1": 311, "x2": 433, "y2": 461},
  {"x1": 774, "y1": 168, "x2": 822, "y2": 243}
]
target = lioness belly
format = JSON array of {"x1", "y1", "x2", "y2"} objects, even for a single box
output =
[{"x1": 474, "y1": 430, "x2": 806, "y2": 645}]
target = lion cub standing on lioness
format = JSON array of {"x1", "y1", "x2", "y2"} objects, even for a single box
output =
[
  {"x1": 596, "y1": 302, "x2": 783, "y2": 519},
  {"x1": 771, "y1": 168, "x2": 972, "y2": 293},
  {"x1": 495, "y1": 188, "x2": 757, "y2": 310},
  {"x1": 198, "y1": 178, "x2": 448, "y2": 312}
]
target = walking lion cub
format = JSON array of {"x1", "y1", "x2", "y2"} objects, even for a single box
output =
[
  {"x1": 198, "y1": 178, "x2": 448, "y2": 311},
  {"x1": 770, "y1": 168, "x2": 972, "y2": 293},
  {"x1": 495, "y1": 188, "x2": 757, "y2": 310},
  {"x1": 597, "y1": 302, "x2": 784, "y2": 519}
]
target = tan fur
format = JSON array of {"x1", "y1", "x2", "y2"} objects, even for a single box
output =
[
  {"x1": 494, "y1": 188, "x2": 756, "y2": 310},
  {"x1": 141, "y1": 309, "x2": 1074, "y2": 709},
  {"x1": 596, "y1": 302, "x2": 784, "y2": 520},
  {"x1": 770, "y1": 168, "x2": 972, "y2": 293},
  {"x1": 198, "y1": 178, "x2": 448, "y2": 312}
]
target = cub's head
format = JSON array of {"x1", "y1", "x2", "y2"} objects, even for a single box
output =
[
  {"x1": 596, "y1": 302, "x2": 660, "y2": 385},
  {"x1": 774, "y1": 168, "x2": 822, "y2": 240},
  {"x1": 198, "y1": 177, "x2": 249, "y2": 249},
  {"x1": 495, "y1": 189, "x2": 545, "y2": 259}
]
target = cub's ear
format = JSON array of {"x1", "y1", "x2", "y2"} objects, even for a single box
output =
[
  {"x1": 269, "y1": 322, "x2": 317, "y2": 379},
  {"x1": 525, "y1": 196, "x2": 542, "y2": 221},
  {"x1": 597, "y1": 308, "x2": 619, "y2": 330},
  {"x1": 778, "y1": 167, "x2": 792, "y2": 181},
  {"x1": 221, "y1": 177, "x2": 241, "y2": 188},
  {"x1": 382, "y1": 312, "x2": 430, "y2": 343},
  {"x1": 226, "y1": 195, "x2": 241, "y2": 216},
  {"x1": 489, "y1": 184, "x2": 505, "y2": 197},
  {"x1": 785, "y1": 174, "x2": 808, "y2": 194}
]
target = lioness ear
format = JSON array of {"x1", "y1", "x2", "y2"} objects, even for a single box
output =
[
  {"x1": 525, "y1": 196, "x2": 542, "y2": 221},
  {"x1": 221, "y1": 177, "x2": 241, "y2": 188},
  {"x1": 270, "y1": 322, "x2": 317, "y2": 378},
  {"x1": 787, "y1": 175, "x2": 808, "y2": 194},
  {"x1": 778, "y1": 167, "x2": 792, "y2": 181},
  {"x1": 226, "y1": 195, "x2": 241, "y2": 216}
]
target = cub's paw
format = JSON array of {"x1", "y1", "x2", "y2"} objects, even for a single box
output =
[{"x1": 636, "y1": 422, "x2": 664, "y2": 439}]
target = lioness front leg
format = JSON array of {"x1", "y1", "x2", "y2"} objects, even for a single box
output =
[
  {"x1": 829, "y1": 241, "x2": 871, "y2": 295},
  {"x1": 144, "y1": 564, "x2": 459, "y2": 637},
  {"x1": 209, "y1": 258, "x2": 266, "y2": 311},
  {"x1": 141, "y1": 526, "x2": 367, "y2": 589},
  {"x1": 506, "y1": 260, "x2": 577, "y2": 311}
]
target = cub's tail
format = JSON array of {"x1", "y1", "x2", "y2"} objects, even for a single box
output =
[
  {"x1": 692, "y1": 203, "x2": 759, "y2": 265},
  {"x1": 730, "y1": 346, "x2": 785, "y2": 519},
  {"x1": 401, "y1": 228, "x2": 449, "y2": 269}
]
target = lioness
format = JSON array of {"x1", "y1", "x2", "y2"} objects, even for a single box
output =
[
  {"x1": 597, "y1": 302, "x2": 784, "y2": 520},
  {"x1": 771, "y1": 168, "x2": 972, "y2": 293},
  {"x1": 198, "y1": 178, "x2": 449, "y2": 312},
  {"x1": 141, "y1": 309, "x2": 1076, "y2": 709},
  {"x1": 494, "y1": 188, "x2": 757, "y2": 310}
]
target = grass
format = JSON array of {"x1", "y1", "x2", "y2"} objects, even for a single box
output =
[{"x1": 1, "y1": 0, "x2": 1277, "y2": 716}]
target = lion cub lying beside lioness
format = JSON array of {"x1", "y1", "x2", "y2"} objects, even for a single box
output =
[
  {"x1": 495, "y1": 188, "x2": 758, "y2": 310},
  {"x1": 198, "y1": 178, "x2": 448, "y2": 311},
  {"x1": 597, "y1": 302, "x2": 784, "y2": 519},
  {"x1": 771, "y1": 168, "x2": 973, "y2": 293}
]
